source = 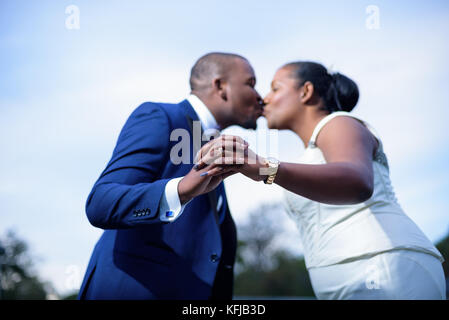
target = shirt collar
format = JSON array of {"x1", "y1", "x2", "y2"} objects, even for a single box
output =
[{"x1": 187, "y1": 94, "x2": 220, "y2": 131}]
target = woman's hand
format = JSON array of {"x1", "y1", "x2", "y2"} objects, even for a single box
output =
[{"x1": 194, "y1": 135, "x2": 268, "y2": 182}]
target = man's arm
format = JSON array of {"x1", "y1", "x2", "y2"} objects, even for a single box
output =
[
  {"x1": 85, "y1": 102, "x2": 233, "y2": 229},
  {"x1": 85, "y1": 102, "x2": 173, "y2": 229}
]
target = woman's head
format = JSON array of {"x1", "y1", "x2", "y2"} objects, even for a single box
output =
[{"x1": 263, "y1": 61, "x2": 359, "y2": 129}]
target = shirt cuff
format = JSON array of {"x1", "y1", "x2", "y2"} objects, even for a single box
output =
[{"x1": 159, "y1": 177, "x2": 190, "y2": 222}]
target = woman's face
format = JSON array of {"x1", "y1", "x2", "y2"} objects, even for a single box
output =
[{"x1": 263, "y1": 67, "x2": 303, "y2": 130}]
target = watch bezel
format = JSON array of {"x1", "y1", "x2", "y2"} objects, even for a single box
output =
[{"x1": 263, "y1": 157, "x2": 280, "y2": 184}]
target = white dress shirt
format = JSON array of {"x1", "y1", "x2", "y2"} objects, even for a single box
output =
[{"x1": 158, "y1": 94, "x2": 220, "y2": 222}]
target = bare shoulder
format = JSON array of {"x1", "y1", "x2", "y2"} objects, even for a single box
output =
[
  {"x1": 316, "y1": 115, "x2": 377, "y2": 162},
  {"x1": 317, "y1": 116, "x2": 368, "y2": 144}
]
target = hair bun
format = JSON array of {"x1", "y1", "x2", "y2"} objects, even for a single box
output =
[{"x1": 331, "y1": 72, "x2": 359, "y2": 112}]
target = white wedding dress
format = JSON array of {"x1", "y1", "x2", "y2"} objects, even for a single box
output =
[{"x1": 283, "y1": 112, "x2": 446, "y2": 299}]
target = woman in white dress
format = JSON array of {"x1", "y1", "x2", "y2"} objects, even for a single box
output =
[{"x1": 196, "y1": 61, "x2": 446, "y2": 299}]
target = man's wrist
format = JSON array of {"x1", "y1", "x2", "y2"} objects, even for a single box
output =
[{"x1": 178, "y1": 178, "x2": 193, "y2": 205}]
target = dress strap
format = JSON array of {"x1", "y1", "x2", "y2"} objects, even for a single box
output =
[
  {"x1": 308, "y1": 111, "x2": 381, "y2": 148},
  {"x1": 308, "y1": 112, "x2": 351, "y2": 148},
  {"x1": 307, "y1": 111, "x2": 389, "y2": 169}
]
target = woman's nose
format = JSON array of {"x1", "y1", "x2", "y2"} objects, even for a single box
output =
[{"x1": 263, "y1": 96, "x2": 270, "y2": 105}]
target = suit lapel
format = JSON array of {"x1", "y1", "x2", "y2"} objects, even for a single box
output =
[{"x1": 180, "y1": 99, "x2": 222, "y2": 226}]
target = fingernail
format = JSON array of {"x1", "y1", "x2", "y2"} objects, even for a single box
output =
[
  {"x1": 200, "y1": 172, "x2": 209, "y2": 177},
  {"x1": 193, "y1": 164, "x2": 199, "y2": 170}
]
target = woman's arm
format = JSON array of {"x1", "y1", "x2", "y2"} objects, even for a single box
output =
[
  {"x1": 199, "y1": 117, "x2": 377, "y2": 205},
  {"x1": 271, "y1": 117, "x2": 377, "y2": 204}
]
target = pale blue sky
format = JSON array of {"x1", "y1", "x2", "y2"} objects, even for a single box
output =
[{"x1": 1, "y1": 0, "x2": 448, "y2": 295}]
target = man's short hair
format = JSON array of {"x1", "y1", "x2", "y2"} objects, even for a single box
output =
[{"x1": 189, "y1": 52, "x2": 247, "y2": 91}]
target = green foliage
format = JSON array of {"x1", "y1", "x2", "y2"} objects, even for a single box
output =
[
  {"x1": 234, "y1": 203, "x2": 315, "y2": 298},
  {"x1": 61, "y1": 292, "x2": 79, "y2": 300},
  {"x1": 234, "y1": 248, "x2": 314, "y2": 297},
  {"x1": 0, "y1": 230, "x2": 53, "y2": 300},
  {"x1": 435, "y1": 231, "x2": 449, "y2": 277}
]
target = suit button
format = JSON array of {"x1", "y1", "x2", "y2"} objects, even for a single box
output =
[{"x1": 210, "y1": 253, "x2": 219, "y2": 263}]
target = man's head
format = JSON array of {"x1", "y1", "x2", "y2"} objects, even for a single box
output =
[{"x1": 190, "y1": 52, "x2": 264, "y2": 130}]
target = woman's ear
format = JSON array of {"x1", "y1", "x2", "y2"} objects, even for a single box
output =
[
  {"x1": 214, "y1": 78, "x2": 227, "y2": 101},
  {"x1": 300, "y1": 81, "x2": 314, "y2": 104}
]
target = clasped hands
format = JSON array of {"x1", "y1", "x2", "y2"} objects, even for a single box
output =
[
  {"x1": 177, "y1": 135, "x2": 267, "y2": 204},
  {"x1": 194, "y1": 135, "x2": 266, "y2": 181}
]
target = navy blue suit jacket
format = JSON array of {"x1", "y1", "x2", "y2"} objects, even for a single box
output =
[{"x1": 78, "y1": 100, "x2": 237, "y2": 300}]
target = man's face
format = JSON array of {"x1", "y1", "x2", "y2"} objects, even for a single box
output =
[{"x1": 226, "y1": 59, "x2": 264, "y2": 129}]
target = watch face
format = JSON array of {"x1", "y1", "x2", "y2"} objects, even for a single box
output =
[
  {"x1": 265, "y1": 157, "x2": 279, "y2": 176},
  {"x1": 266, "y1": 157, "x2": 280, "y2": 165}
]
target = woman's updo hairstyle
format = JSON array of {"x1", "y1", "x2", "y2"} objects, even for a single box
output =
[{"x1": 284, "y1": 61, "x2": 359, "y2": 112}]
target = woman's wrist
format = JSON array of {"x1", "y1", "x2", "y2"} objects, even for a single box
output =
[{"x1": 246, "y1": 155, "x2": 267, "y2": 181}]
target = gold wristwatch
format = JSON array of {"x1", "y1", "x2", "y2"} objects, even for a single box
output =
[{"x1": 263, "y1": 157, "x2": 280, "y2": 185}]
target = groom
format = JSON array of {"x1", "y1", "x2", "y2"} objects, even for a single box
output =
[{"x1": 78, "y1": 52, "x2": 264, "y2": 299}]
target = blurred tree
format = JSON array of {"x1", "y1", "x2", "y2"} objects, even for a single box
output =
[
  {"x1": 234, "y1": 203, "x2": 315, "y2": 298},
  {"x1": 435, "y1": 231, "x2": 449, "y2": 299},
  {"x1": 0, "y1": 230, "x2": 54, "y2": 300},
  {"x1": 436, "y1": 231, "x2": 449, "y2": 277},
  {"x1": 235, "y1": 203, "x2": 283, "y2": 273},
  {"x1": 61, "y1": 292, "x2": 79, "y2": 300}
]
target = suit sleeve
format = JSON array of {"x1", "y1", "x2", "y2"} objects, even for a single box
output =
[{"x1": 85, "y1": 102, "x2": 173, "y2": 229}]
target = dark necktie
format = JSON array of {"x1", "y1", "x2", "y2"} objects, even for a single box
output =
[{"x1": 185, "y1": 115, "x2": 223, "y2": 225}]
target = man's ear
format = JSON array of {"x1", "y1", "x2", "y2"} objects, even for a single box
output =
[
  {"x1": 300, "y1": 81, "x2": 314, "y2": 104},
  {"x1": 214, "y1": 78, "x2": 227, "y2": 101}
]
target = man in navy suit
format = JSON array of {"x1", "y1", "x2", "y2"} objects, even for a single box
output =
[{"x1": 78, "y1": 52, "x2": 264, "y2": 299}]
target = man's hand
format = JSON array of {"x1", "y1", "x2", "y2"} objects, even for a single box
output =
[
  {"x1": 194, "y1": 135, "x2": 248, "y2": 168},
  {"x1": 177, "y1": 163, "x2": 237, "y2": 204},
  {"x1": 194, "y1": 135, "x2": 267, "y2": 182}
]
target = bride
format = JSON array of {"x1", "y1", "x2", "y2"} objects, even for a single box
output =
[{"x1": 196, "y1": 61, "x2": 446, "y2": 299}]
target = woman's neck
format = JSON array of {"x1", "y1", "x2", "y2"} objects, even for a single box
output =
[{"x1": 290, "y1": 106, "x2": 329, "y2": 148}]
